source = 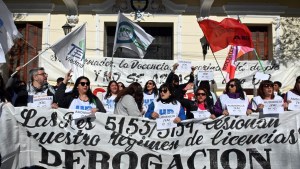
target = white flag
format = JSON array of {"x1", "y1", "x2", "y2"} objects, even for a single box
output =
[
  {"x1": 0, "y1": 0, "x2": 22, "y2": 63},
  {"x1": 113, "y1": 12, "x2": 154, "y2": 58},
  {"x1": 50, "y1": 23, "x2": 86, "y2": 81}
]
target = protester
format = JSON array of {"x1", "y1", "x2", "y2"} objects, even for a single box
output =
[
  {"x1": 166, "y1": 63, "x2": 195, "y2": 119},
  {"x1": 251, "y1": 80, "x2": 287, "y2": 116},
  {"x1": 285, "y1": 76, "x2": 300, "y2": 111},
  {"x1": 145, "y1": 83, "x2": 186, "y2": 123},
  {"x1": 102, "y1": 80, "x2": 119, "y2": 114},
  {"x1": 53, "y1": 77, "x2": 64, "y2": 90},
  {"x1": 0, "y1": 74, "x2": 11, "y2": 103},
  {"x1": 197, "y1": 80, "x2": 217, "y2": 104},
  {"x1": 190, "y1": 87, "x2": 216, "y2": 119},
  {"x1": 213, "y1": 78, "x2": 252, "y2": 117},
  {"x1": 117, "y1": 82, "x2": 126, "y2": 91},
  {"x1": 55, "y1": 70, "x2": 106, "y2": 113},
  {"x1": 273, "y1": 81, "x2": 285, "y2": 98},
  {"x1": 114, "y1": 82, "x2": 144, "y2": 116},
  {"x1": 166, "y1": 63, "x2": 195, "y2": 99},
  {"x1": 6, "y1": 66, "x2": 57, "y2": 108},
  {"x1": 143, "y1": 80, "x2": 158, "y2": 112}
]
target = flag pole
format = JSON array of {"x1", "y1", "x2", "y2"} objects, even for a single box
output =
[
  {"x1": 254, "y1": 49, "x2": 265, "y2": 73},
  {"x1": 10, "y1": 47, "x2": 51, "y2": 77},
  {"x1": 212, "y1": 52, "x2": 226, "y2": 82}
]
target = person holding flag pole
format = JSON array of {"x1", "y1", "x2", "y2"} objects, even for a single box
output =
[{"x1": 6, "y1": 23, "x2": 86, "y2": 108}]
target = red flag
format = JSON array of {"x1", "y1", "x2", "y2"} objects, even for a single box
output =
[
  {"x1": 222, "y1": 46, "x2": 238, "y2": 81},
  {"x1": 237, "y1": 46, "x2": 254, "y2": 58},
  {"x1": 198, "y1": 18, "x2": 253, "y2": 53}
]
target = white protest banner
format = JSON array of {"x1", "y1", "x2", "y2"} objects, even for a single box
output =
[
  {"x1": 1, "y1": 104, "x2": 300, "y2": 168},
  {"x1": 254, "y1": 72, "x2": 271, "y2": 81},
  {"x1": 72, "y1": 109, "x2": 96, "y2": 120},
  {"x1": 156, "y1": 117, "x2": 177, "y2": 130},
  {"x1": 177, "y1": 60, "x2": 192, "y2": 73},
  {"x1": 263, "y1": 100, "x2": 284, "y2": 114},
  {"x1": 27, "y1": 95, "x2": 53, "y2": 108},
  {"x1": 226, "y1": 103, "x2": 247, "y2": 116},
  {"x1": 40, "y1": 53, "x2": 300, "y2": 90},
  {"x1": 288, "y1": 97, "x2": 300, "y2": 111},
  {"x1": 191, "y1": 110, "x2": 211, "y2": 120},
  {"x1": 197, "y1": 70, "x2": 214, "y2": 81}
]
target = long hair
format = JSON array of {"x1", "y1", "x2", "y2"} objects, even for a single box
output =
[
  {"x1": 157, "y1": 83, "x2": 177, "y2": 105},
  {"x1": 195, "y1": 87, "x2": 214, "y2": 113},
  {"x1": 71, "y1": 76, "x2": 96, "y2": 104},
  {"x1": 105, "y1": 80, "x2": 118, "y2": 99},
  {"x1": 143, "y1": 80, "x2": 158, "y2": 96},
  {"x1": 199, "y1": 80, "x2": 211, "y2": 91},
  {"x1": 117, "y1": 82, "x2": 126, "y2": 90},
  {"x1": 195, "y1": 87, "x2": 212, "y2": 105},
  {"x1": 257, "y1": 80, "x2": 275, "y2": 99},
  {"x1": 291, "y1": 76, "x2": 300, "y2": 95},
  {"x1": 115, "y1": 82, "x2": 143, "y2": 111},
  {"x1": 225, "y1": 78, "x2": 245, "y2": 100}
]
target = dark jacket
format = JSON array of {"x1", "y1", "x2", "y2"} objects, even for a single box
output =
[
  {"x1": 55, "y1": 83, "x2": 106, "y2": 113},
  {"x1": 165, "y1": 71, "x2": 194, "y2": 100},
  {"x1": 6, "y1": 76, "x2": 56, "y2": 107}
]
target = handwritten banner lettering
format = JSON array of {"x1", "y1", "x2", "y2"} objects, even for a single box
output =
[
  {"x1": 1, "y1": 104, "x2": 300, "y2": 168},
  {"x1": 39, "y1": 52, "x2": 299, "y2": 90}
]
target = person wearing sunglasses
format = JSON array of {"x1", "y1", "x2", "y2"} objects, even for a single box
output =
[
  {"x1": 102, "y1": 80, "x2": 119, "y2": 114},
  {"x1": 114, "y1": 82, "x2": 144, "y2": 116},
  {"x1": 285, "y1": 76, "x2": 300, "y2": 111},
  {"x1": 145, "y1": 83, "x2": 186, "y2": 123},
  {"x1": 6, "y1": 66, "x2": 57, "y2": 108},
  {"x1": 55, "y1": 70, "x2": 106, "y2": 114},
  {"x1": 143, "y1": 80, "x2": 158, "y2": 113},
  {"x1": 213, "y1": 78, "x2": 252, "y2": 117},
  {"x1": 190, "y1": 87, "x2": 216, "y2": 119},
  {"x1": 251, "y1": 80, "x2": 287, "y2": 116}
]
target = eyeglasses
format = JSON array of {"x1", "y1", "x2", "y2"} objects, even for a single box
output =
[
  {"x1": 196, "y1": 93, "x2": 206, "y2": 96},
  {"x1": 147, "y1": 82, "x2": 153, "y2": 85},
  {"x1": 159, "y1": 89, "x2": 168, "y2": 93},
  {"x1": 36, "y1": 73, "x2": 47, "y2": 76},
  {"x1": 229, "y1": 84, "x2": 236, "y2": 88},
  {"x1": 80, "y1": 82, "x2": 90, "y2": 86},
  {"x1": 263, "y1": 84, "x2": 274, "y2": 88}
]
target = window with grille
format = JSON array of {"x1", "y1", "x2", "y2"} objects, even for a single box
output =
[{"x1": 238, "y1": 25, "x2": 272, "y2": 61}]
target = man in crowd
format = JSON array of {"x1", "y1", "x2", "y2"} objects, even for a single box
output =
[{"x1": 6, "y1": 66, "x2": 57, "y2": 108}]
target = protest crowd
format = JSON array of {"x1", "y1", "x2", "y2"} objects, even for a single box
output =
[
  {"x1": 1, "y1": 1, "x2": 300, "y2": 168},
  {"x1": 1, "y1": 62, "x2": 300, "y2": 120}
]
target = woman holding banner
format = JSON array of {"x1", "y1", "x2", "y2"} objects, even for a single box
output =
[
  {"x1": 55, "y1": 71, "x2": 106, "y2": 113},
  {"x1": 251, "y1": 80, "x2": 287, "y2": 117},
  {"x1": 102, "y1": 80, "x2": 119, "y2": 114},
  {"x1": 190, "y1": 87, "x2": 216, "y2": 119},
  {"x1": 213, "y1": 78, "x2": 252, "y2": 117},
  {"x1": 145, "y1": 83, "x2": 186, "y2": 124},
  {"x1": 114, "y1": 82, "x2": 144, "y2": 116},
  {"x1": 285, "y1": 76, "x2": 300, "y2": 111}
]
